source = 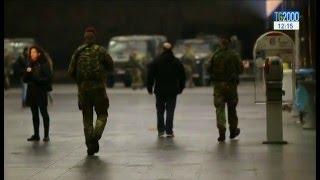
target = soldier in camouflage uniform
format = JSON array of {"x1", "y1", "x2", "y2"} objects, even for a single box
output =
[
  {"x1": 68, "y1": 27, "x2": 114, "y2": 155},
  {"x1": 207, "y1": 35, "x2": 243, "y2": 142},
  {"x1": 181, "y1": 44, "x2": 195, "y2": 88},
  {"x1": 127, "y1": 50, "x2": 144, "y2": 89}
]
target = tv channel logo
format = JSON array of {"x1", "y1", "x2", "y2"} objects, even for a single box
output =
[{"x1": 273, "y1": 11, "x2": 300, "y2": 30}]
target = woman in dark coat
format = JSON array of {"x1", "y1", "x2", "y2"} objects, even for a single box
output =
[{"x1": 23, "y1": 45, "x2": 53, "y2": 142}]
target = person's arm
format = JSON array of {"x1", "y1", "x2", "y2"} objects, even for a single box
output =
[
  {"x1": 33, "y1": 63, "x2": 52, "y2": 85},
  {"x1": 207, "y1": 55, "x2": 216, "y2": 82},
  {"x1": 229, "y1": 52, "x2": 243, "y2": 84},
  {"x1": 68, "y1": 50, "x2": 78, "y2": 80},
  {"x1": 147, "y1": 61, "x2": 156, "y2": 94},
  {"x1": 135, "y1": 58, "x2": 144, "y2": 70},
  {"x1": 178, "y1": 61, "x2": 186, "y2": 94},
  {"x1": 234, "y1": 52, "x2": 243, "y2": 75},
  {"x1": 22, "y1": 68, "x2": 33, "y2": 83},
  {"x1": 100, "y1": 47, "x2": 114, "y2": 72}
]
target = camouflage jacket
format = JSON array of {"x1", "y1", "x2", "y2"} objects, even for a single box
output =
[
  {"x1": 181, "y1": 51, "x2": 195, "y2": 65},
  {"x1": 207, "y1": 47, "x2": 243, "y2": 83},
  {"x1": 127, "y1": 56, "x2": 144, "y2": 70},
  {"x1": 68, "y1": 43, "x2": 114, "y2": 91}
]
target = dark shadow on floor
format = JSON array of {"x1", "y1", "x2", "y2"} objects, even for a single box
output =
[
  {"x1": 76, "y1": 156, "x2": 110, "y2": 180},
  {"x1": 21, "y1": 141, "x2": 51, "y2": 156},
  {"x1": 156, "y1": 137, "x2": 180, "y2": 151}
]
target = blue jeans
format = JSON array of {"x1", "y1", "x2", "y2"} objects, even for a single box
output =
[
  {"x1": 21, "y1": 80, "x2": 27, "y2": 104},
  {"x1": 155, "y1": 95, "x2": 177, "y2": 134}
]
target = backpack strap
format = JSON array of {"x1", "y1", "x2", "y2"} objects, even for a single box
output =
[
  {"x1": 74, "y1": 44, "x2": 91, "y2": 62},
  {"x1": 73, "y1": 44, "x2": 92, "y2": 80},
  {"x1": 91, "y1": 44, "x2": 105, "y2": 64}
]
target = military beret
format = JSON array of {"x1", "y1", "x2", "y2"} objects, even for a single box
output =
[{"x1": 85, "y1": 27, "x2": 96, "y2": 35}]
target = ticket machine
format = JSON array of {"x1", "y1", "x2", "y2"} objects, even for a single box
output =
[
  {"x1": 263, "y1": 56, "x2": 287, "y2": 144},
  {"x1": 253, "y1": 31, "x2": 295, "y2": 144}
]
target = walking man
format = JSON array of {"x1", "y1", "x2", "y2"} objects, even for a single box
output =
[
  {"x1": 207, "y1": 35, "x2": 243, "y2": 142},
  {"x1": 68, "y1": 27, "x2": 114, "y2": 155},
  {"x1": 147, "y1": 42, "x2": 186, "y2": 138}
]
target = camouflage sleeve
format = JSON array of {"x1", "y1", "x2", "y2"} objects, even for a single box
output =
[
  {"x1": 100, "y1": 47, "x2": 114, "y2": 72},
  {"x1": 147, "y1": 61, "x2": 156, "y2": 93},
  {"x1": 207, "y1": 53, "x2": 215, "y2": 77},
  {"x1": 178, "y1": 60, "x2": 186, "y2": 93},
  {"x1": 68, "y1": 50, "x2": 78, "y2": 79},
  {"x1": 234, "y1": 52, "x2": 243, "y2": 74}
]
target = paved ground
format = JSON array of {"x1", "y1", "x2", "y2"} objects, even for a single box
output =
[{"x1": 4, "y1": 82, "x2": 316, "y2": 180}]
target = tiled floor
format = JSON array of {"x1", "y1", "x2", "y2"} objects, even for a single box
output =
[{"x1": 4, "y1": 82, "x2": 316, "y2": 180}]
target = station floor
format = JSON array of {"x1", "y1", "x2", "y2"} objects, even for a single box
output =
[{"x1": 4, "y1": 82, "x2": 316, "y2": 180}]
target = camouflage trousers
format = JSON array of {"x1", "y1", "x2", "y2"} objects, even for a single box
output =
[
  {"x1": 130, "y1": 68, "x2": 143, "y2": 88},
  {"x1": 183, "y1": 65, "x2": 194, "y2": 88},
  {"x1": 213, "y1": 82, "x2": 239, "y2": 131},
  {"x1": 78, "y1": 87, "x2": 109, "y2": 148}
]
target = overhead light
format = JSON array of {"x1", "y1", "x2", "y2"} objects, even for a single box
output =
[{"x1": 266, "y1": 0, "x2": 283, "y2": 17}]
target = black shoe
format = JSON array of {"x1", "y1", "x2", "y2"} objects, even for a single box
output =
[
  {"x1": 87, "y1": 138, "x2": 99, "y2": 155},
  {"x1": 230, "y1": 128, "x2": 240, "y2": 139},
  {"x1": 43, "y1": 137, "x2": 50, "y2": 142},
  {"x1": 158, "y1": 132, "x2": 165, "y2": 138},
  {"x1": 27, "y1": 135, "x2": 40, "y2": 141},
  {"x1": 217, "y1": 129, "x2": 226, "y2": 142}
]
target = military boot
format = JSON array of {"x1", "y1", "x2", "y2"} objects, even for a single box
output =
[
  {"x1": 87, "y1": 147, "x2": 95, "y2": 156},
  {"x1": 86, "y1": 139, "x2": 95, "y2": 156},
  {"x1": 92, "y1": 139, "x2": 99, "y2": 153},
  {"x1": 217, "y1": 128, "x2": 226, "y2": 142},
  {"x1": 230, "y1": 128, "x2": 240, "y2": 139}
]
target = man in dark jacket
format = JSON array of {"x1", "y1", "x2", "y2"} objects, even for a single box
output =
[
  {"x1": 147, "y1": 42, "x2": 186, "y2": 138},
  {"x1": 14, "y1": 47, "x2": 29, "y2": 107}
]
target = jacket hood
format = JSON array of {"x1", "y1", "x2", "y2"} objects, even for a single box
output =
[{"x1": 161, "y1": 50, "x2": 174, "y2": 59}]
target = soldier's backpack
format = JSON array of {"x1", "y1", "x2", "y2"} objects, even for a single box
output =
[
  {"x1": 76, "y1": 44, "x2": 105, "y2": 81},
  {"x1": 210, "y1": 49, "x2": 239, "y2": 83}
]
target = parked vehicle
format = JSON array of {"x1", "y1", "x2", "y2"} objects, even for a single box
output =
[
  {"x1": 173, "y1": 38, "x2": 212, "y2": 86},
  {"x1": 107, "y1": 35, "x2": 167, "y2": 87}
]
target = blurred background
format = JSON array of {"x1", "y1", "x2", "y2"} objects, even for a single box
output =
[{"x1": 4, "y1": 0, "x2": 316, "y2": 87}]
